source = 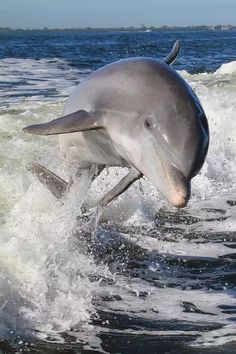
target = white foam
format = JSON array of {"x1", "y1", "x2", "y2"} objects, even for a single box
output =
[
  {"x1": 215, "y1": 60, "x2": 236, "y2": 75},
  {"x1": 0, "y1": 58, "x2": 90, "y2": 105}
]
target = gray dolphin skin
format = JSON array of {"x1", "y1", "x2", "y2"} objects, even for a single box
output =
[{"x1": 23, "y1": 41, "x2": 209, "y2": 210}]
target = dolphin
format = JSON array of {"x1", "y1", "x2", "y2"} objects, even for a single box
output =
[{"x1": 23, "y1": 41, "x2": 209, "y2": 210}]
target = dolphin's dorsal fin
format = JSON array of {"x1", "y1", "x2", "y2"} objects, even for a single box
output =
[
  {"x1": 163, "y1": 40, "x2": 181, "y2": 65},
  {"x1": 23, "y1": 109, "x2": 104, "y2": 135}
]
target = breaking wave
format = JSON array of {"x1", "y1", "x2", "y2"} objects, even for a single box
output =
[{"x1": 0, "y1": 57, "x2": 235, "y2": 352}]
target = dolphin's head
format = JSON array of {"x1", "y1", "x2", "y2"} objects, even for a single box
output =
[
  {"x1": 136, "y1": 101, "x2": 209, "y2": 208},
  {"x1": 109, "y1": 68, "x2": 209, "y2": 208}
]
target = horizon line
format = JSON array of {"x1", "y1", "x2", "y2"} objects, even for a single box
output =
[{"x1": 0, "y1": 24, "x2": 236, "y2": 31}]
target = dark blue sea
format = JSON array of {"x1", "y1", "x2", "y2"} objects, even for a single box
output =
[
  {"x1": 1, "y1": 29, "x2": 236, "y2": 73},
  {"x1": 0, "y1": 29, "x2": 235, "y2": 354}
]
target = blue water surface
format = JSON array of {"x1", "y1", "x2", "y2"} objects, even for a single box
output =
[{"x1": 0, "y1": 29, "x2": 236, "y2": 73}]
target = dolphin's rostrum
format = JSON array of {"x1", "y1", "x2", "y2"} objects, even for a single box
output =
[{"x1": 23, "y1": 41, "x2": 209, "y2": 210}]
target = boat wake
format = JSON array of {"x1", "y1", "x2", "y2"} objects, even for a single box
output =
[{"x1": 0, "y1": 57, "x2": 235, "y2": 353}]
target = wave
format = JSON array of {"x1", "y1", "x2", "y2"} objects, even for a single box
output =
[{"x1": 0, "y1": 58, "x2": 235, "y2": 350}]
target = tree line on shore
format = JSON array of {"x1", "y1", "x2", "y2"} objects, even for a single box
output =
[{"x1": 0, "y1": 25, "x2": 235, "y2": 32}]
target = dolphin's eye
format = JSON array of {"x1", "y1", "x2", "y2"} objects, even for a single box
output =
[{"x1": 144, "y1": 119, "x2": 151, "y2": 129}]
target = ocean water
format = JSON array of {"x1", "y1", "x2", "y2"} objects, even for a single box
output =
[{"x1": 0, "y1": 29, "x2": 235, "y2": 353}]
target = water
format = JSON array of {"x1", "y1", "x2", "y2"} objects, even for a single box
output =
[{"x1": 0, "y1": 29, "x2": 235, "y2": 353}]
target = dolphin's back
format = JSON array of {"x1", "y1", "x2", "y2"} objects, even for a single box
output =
[
  {"x1": 59, "y1": 58, "x2": 204, "y2": 167},
  {"x1": 64, "y1": 58, "x2": 190, "y2": 114}
]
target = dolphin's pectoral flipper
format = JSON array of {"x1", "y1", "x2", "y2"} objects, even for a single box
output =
[
  {"x1": 163, "y1": 40, "x2": 181, "y2": 65},
  {"x1": 97, "y1": 168, "x2": 142, "y2": 208},
  {"x1": 27, "y1": 163, "x2": 68, "y2": 199},
  {"x1": 23, "y1": 109, "x2": 104, "y2": 136}
]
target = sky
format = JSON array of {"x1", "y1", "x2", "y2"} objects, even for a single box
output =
[{"x1": 0, "y1": 0, "x2": 236, "y2": 29}]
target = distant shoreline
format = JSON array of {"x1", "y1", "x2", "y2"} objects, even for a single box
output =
[{"x1": 0, "y1": 25, "x2": 236, "y2": 32}]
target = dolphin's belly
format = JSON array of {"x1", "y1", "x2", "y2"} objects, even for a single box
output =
[{"x1": 59, "y1": 130, "x2": 126, "y2": 167}]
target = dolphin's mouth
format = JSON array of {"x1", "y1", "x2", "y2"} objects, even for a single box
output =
[
  {"x1": 137, "y1": 139, "x2": 191, "y2": 208},
  {"x1": 161, "y1": 159, "x2": 190, "y2": 208},
  {"x1": 151, "y1": 140, "x2": 190, "y2": 208}
]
